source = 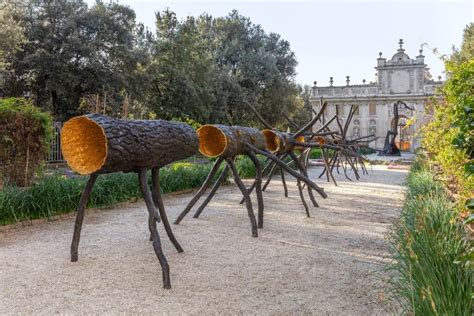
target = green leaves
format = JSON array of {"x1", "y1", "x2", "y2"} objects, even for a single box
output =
[
  {"x1": 0, "y1": 97, "x2": 53, "y2": 186},
  {"x1": 465, "y1": 198, "x2": 474, "y2": 210},
  {"x1": 147, "y1": 9, "x2": 299, "y2": 127},
  {"x1": 3, "y1": 0, "x2": 149, "y2": 120}
]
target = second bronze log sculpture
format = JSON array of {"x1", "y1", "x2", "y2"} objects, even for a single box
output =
[
  {"x1": 173, "y1": 124, "x2": 328, "y2": 234},
  {"x1": 61, "y1": 114, "x2": 198, "y2": 289}
]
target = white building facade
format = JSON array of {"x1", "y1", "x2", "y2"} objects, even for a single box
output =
[{"x1": 310, "y1": 39, "x2": 443, "y2": 152}]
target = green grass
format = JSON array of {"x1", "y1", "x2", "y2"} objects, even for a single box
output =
[
  {"x1": 389, "y1": 165, "x2": 472, "y2": 314},
  {"x1": 0, "y1": 159, "x2": 256, "y2": 225}
]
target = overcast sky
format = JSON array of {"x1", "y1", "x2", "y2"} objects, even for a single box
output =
[{"x1": 88, "y1": 0, "x2": 473, "y2": 86}]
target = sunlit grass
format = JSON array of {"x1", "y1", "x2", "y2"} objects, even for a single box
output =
[{"x1": 388, "y1": 164, "x2": 472, "y2": 314}]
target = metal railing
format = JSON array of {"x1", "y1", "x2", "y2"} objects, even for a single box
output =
[{"x1": 46, "y1": 122, "x2": 65, "y2": 163}]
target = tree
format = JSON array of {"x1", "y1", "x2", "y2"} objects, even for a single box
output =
[
  {"x1": 145, "y1": 9, "x2": 299, "y2": 127},
  {"x1": 3, "y1": 0, "x2": 149, "y2": 121},
  {"x1": 0, "y1": 0, "x2": 27, "y2": 97}
]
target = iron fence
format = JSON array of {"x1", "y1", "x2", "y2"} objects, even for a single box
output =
[{"x1": 46, "y1": 121, "x2": 64, "y2": 163}]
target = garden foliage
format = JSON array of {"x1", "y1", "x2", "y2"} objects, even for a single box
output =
[
  {"x1": 421, "y1": 23, "x2": 473, "y2": 208},
  {"x1": 0, "y1": 159, "x2": 257, "y2": 225},
  {"x1": 389, "y1": 161, "x2": 472, "y2": 314},
  {"x1": 390, "y1": 24, "x2": 473, "y2": 313},
  {"x1": 0, "y1": 97, "x2": 52, "y2": 187}
]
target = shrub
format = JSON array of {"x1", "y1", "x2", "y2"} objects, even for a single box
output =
[
  {"x1": 389, "y1": 166, "x2": 472, "y2": 314},
  {"x1": 421, "y1": 24, "x2": 474, "y2": 208},
  {"x1": 235, "y1": 155, "x2": 266, "y2": 178},
  {"x1": 309, "y1": 148, "x2": 321, "y2": 159},
  {"x1": 0, "y1": 158, "x2": 256, "y2": 225},
  {"x1": 0, "y1": 97, "x2": 52, "y2": 187},
  {"x1": 358, "y1": 146, "x2": 376, "y2": 155}
]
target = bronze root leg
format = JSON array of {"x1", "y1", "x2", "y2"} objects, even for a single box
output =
[
  {"x1": 71, "y1": 174, "x2": 98, "y2": 262},
  {"x1": 280, "y1": 168, "x2": 288, "y2": 197},
  {"x1": 247, "y1": 151, "x2": 264, "y2": 229},
  {"x1": 246, "y1": 144, "x2": 327, "y2": 199},
  {"x1": 227, "y1": 158, "x2": 258, "y2": 237},
  {"x1": 174, "y1": 158, "x2": 223, "y2": 224},
  {"x1": 193, "y1": 165, "x2": 229, "y2": 219},
  {"x1": 151, "y1": 168, "x2": 183, "y2": 253},
  {"x1": 262, "y1": 161, "x2": 278, "y2": 191},
  {"x1": 139, "y1": 169, "x2": 171, "y2": 289},
  {"x1": 296, "y1": 179, "x2": 310, "y2": 217},
  {"x1": 289, "y1": 152, "x2": 319, "y2": 207},
  {"x1": 239, "y1": 180, "x2": 257, "y2": 205},
  {"x1": 321, "y1": 148, "x2": 337, "y2": 186}
]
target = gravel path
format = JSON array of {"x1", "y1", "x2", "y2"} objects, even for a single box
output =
[{"x1": 0, "y1": 165, "x2": 406, "y2": 315}]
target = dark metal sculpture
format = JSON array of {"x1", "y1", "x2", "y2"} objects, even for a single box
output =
[
  {"x1": 313, "y1": 104, "x2": 376, "y2": 183},
  {"x1": 240, "y1": 101, "x2": 330, "y2": 216},
  {"x1": 378, "y1": 100, "x2": 414, "y2": 156},
  {"x1": 174, "y1": 124, "x2": 328, "y2": 233},
  {"x1": 61, "y1": 114, "x2": 199, "y2": 289}
]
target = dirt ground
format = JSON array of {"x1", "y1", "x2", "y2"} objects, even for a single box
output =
[{"x1": 0, "y1": 165, "x2": 407, "y2": 315}]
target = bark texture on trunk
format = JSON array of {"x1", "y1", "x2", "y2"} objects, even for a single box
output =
[
  {"x1": 197, "y1": 124, "x2": 266, "y2": 158},
  {"x1": 61, "y1": 114, "x2": 199, "y2": 175}
]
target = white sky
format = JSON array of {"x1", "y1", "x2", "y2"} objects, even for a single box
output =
[{"x1": 88, "y1": 0, "x2": 473, "y2": 86}]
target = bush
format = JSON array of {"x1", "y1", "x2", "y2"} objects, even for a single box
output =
[
  {"x1": 358, "y1": 146, "x2": 376, "y2": 155},
  {"x1": 421, "y1": 24, "x2": 473, "y2": 208},
  {"x1": 0, "y1": 159, "x2": 257, "y2": 225},
  {"x1": 309, "y1": 148, "x2": 321, "y2": 159},
  {"x1": 389, "y1": 166, "x2": 472, "y2": 314},
  {"x1": 235, "y1": 155, "x2": 266, "y2": 178},
  {"x1": 0, "y1": 98, "x2": 52, "y2": 187}
]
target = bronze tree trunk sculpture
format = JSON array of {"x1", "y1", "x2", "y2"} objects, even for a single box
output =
[
  {"x1": 61, "y1": 114, "x2": 199, "y2": 289},
  {"x1": 174, "y1": 124, "x2": 327, "y2": 233}
]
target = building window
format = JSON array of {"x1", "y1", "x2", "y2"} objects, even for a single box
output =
[
  {"x1": 353, "y1": 105, "x2": 360, "y2": 115},
  {"x1": 336, "y1": 104, "x2": 344, "y2": 116},
  {"x1": 369, "y1": 103, "x2": 376, "y2": 116}
]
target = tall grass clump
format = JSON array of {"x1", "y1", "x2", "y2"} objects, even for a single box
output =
[
  {"x1": 0, "y1": 158, "x2": 257, "y2": 225},
  {"x1": 235, "y1": 156, "x2": 264, "y2": 178},
  {"x1": 389, "y1": 164, "x2": 472, "y2": 314}
]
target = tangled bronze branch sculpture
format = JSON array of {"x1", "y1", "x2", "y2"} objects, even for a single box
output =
[{"x1": 313, "y1": 105, "x2": 376, "y2": 183}]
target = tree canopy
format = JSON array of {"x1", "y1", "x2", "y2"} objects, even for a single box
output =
[{"x1": 1, "y1": 2, "x2": 307, "y2": 127}]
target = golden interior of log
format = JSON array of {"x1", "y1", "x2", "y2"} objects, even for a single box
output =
[
  {"x1": 294, "y1": 135, "x2": 305, "y2": 150},
  {"x1": 262, "y1": 129, "x2": 279, "y2": 153},
  {"x1": 61, "y1": 116, "x2": 107, "y2": 175},
  {"x1": 197, "y1": 125, "x2": 227, "y2": 157},
  {"x1": 314, "y1": 136, "x2": 326, "y2": 145}
]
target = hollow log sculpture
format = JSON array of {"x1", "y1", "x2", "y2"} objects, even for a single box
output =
[
  {"x1": 61, "y1": 114, "x2": 199, "y2": 289},
  {"x1": 313, "y1": 104, "x2": 376, "y2": 183},
  {"x1": 236, "y1": 101, "x2": 332, "y2": 216},
  {"x1": 257, "y1": 129, "x2": 322, "y2": 215},
  {"x1": 174, "y1": 124, "x2": 327, "y2": 234},
  {"x1": 378, "y1": 100, "x2": 414, "y2": 156}
]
